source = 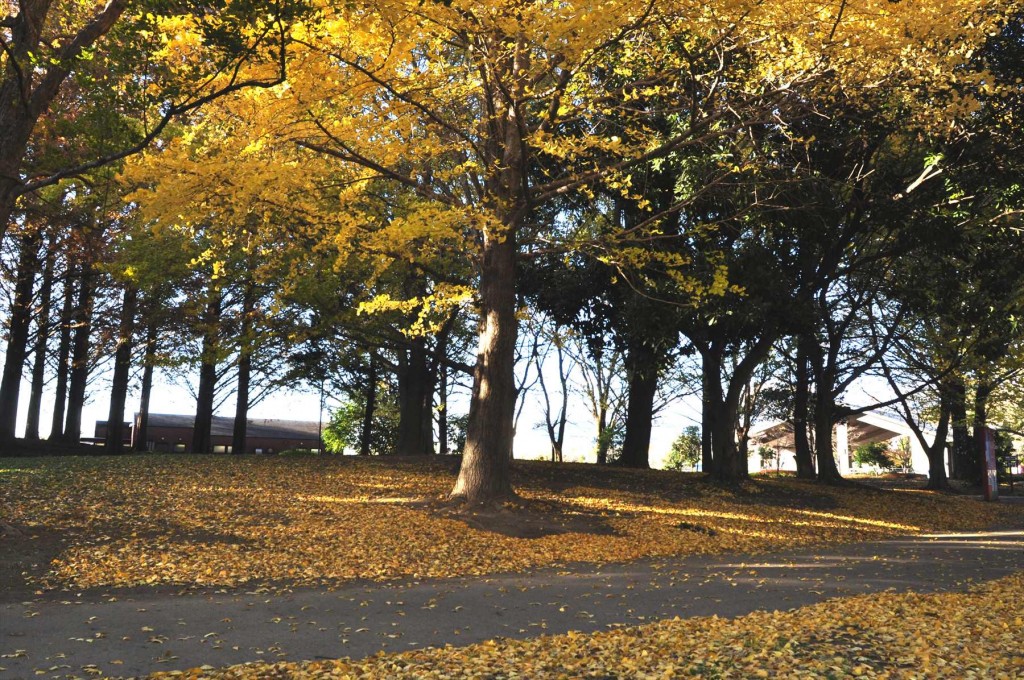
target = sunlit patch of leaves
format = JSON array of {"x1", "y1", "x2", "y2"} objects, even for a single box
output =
[
  {"x1": 0, "y1": 456, "x2": 1013, "y2": 591},
  {"x1": 151, "y1": 572, "x2": 1024, "y2": 679}
]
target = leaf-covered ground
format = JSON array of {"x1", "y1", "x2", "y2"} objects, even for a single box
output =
[
  {"x1": 0, "y1": 455, "x2": 1015, "y2": 591},
  {"x1": 150, "y1": 571, "x2": 1024, "y2": 679}
]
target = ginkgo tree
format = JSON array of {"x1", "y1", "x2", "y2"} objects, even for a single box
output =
[
  {"x1": 0, "y1": 0, "x2": 306, "y2": 245},
  {"x1": 127, "y1": 0, "x2": 1013, "y2": 501}
]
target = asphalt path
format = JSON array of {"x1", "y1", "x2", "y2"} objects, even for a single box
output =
[{"x1": 1, "y1": 522, "x2": 1022, "y2": 679}]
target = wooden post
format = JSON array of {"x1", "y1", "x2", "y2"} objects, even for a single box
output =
[{"x1": 983, "y1": 427, "x2": 999, "y2": 502}]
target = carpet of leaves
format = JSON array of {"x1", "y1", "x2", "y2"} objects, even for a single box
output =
[
  {"x1": 151, "y1": 571, "x2": 1024, "y2": 679},
  {"x1": 0, "y1": 455, "x2": 1014, "y2": 591}
]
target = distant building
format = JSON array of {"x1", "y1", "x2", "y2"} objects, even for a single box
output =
[
  {"x1": 748, "y1": 411, "x2": 934, "y2": 475},
  {"x1": 128, "y1": 413, "x2": 324, "y2": 454}
]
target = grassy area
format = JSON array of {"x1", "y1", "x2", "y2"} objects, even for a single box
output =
[
  {"x1": 0, "y1": 455, "x2": 1017, "y2": 592},
  {"x1": 153, "y1": 571, "x2": 1024, "y2": 679}
]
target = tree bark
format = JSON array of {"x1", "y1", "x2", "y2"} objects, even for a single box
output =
[
  {"x1": 971, "y1": 379, "x2": 991, "y2": 481},
  {"x1": 700, "y1": 348, "x2": 721, "y2": 475},
  {"x1": 451, "y1": 222, "x2": 518, "y2": 502},
  {"x1": 61, "y1": 262, "x2": 96, "y2": 444},
  {"x1": 711, "y1": 392, "x2": 746, "y2": 480},
  {"x1": 948, "y1": 375, "x2": 973, "y2": 481},
  {"x1": 396, "y1": 339, "x2": 433, "y2": 455},
  {"x1": 617, "y1": 340, "x2": 658, "y2": 469},
  {"x1": 792, "y1": 340, "x2": 816, "y2": 479},
  {"x1": 0, "y1": 233, "x2": 40, "y2": 440},
  {"x1": 437, "y1": 354, "x2": 449, "y2": 455},
  {"x1": 813, "y1": 396, "x2": 843, "y2": 483},
  {"x1": 133, "y1": 323, "x2": 158, "y2": 451},
  {"x1": 191, "y1": 294, "x2": 222, "y2": 454},
  {"x1": 359, "y1": 355, "x2": 377, "y2": 456},
  {"x1": 49, "y1": 268, "x2": 76, "y2": 440},
  {"x1": 24, "y1": 241, "x2": 54, "y2": 441},
  {"x1": 924, "y1": 395, "x2": 952, "y2": 491},
  {"x1": 231, "y1": 352, "x2": 251, "y2": 455},
  {"x1": 105, "y1": 285, "x2": 138, "y2": 453},
  {"x1": 231, "y1": 286, "x2": 256, "y2": 455}
]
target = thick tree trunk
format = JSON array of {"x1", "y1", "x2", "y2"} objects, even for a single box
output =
[
  {"x1": 133, "y1": 324, "x2": 158, "y2": 451},
  {"x1": 948, "y1": 376, "x2": 973, "y2": 481},
  {"x1": 970, "y1": 379, "x2": 991, "y2": 484},
  {"x1": 813, "y1": 397, "x2": 843, "y2": 483},
  {"x1": 711, "y1": 393, "x2": 746, "y2": 481},
  {"x1": 24, "y1": 243, "x2": 55, "y2": 441},
  {"x1": 451, "y1": 225, "x2": 517, "y2": 502},
  {"x1": 0, "y1": 233, "x2": 40, "y2": 440},
  {"x1": 191, "y1": 295, "x2": 221, "y2": 454},
  {"x1": 359, "y1": 355, "x2": 377, "y2": 456},
  {"x1": 925, "y1": 396, "x2": 952, "y2": 491},
  {"x1": 61, "y1": 264, "x2": 96, "y2": 444},
  {"x1": 792, "y1": 341, "x2": 816, "y2": 479},
  {"x1": 49, "y1": 269, "x2": 76, "y2": 439},
  {"x1": 105, "y1": 286, "x2": 138, "y2": 453},
  {"x1": 617, "y1": 341, "x2": 658, "y2": 469},
  {"x1": 396, "y1": 339, "x2": 433, "y2": 455}
]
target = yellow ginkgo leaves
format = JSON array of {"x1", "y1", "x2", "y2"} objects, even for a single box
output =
[
  {"x1": 151, "y1": 571, "x2": 1024, "y2": 679},
  {"x1": 0, "y1": 456, "x2": 1012, "y2": 592}
]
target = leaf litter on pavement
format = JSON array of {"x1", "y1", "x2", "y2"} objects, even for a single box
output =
[{"x1": 148, "y1": 571, "x2": 1024, "y2": 679}]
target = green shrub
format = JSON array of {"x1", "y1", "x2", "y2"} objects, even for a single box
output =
[
  {"x1": 665, "y1": 426, "x2": 701, "y2": 471},
  {"x1": 278, "y1": 448, "x2": 319, "y2": 457},
  {"x1": 853, "y1": 441, "x2": 896, "y2": 471}
]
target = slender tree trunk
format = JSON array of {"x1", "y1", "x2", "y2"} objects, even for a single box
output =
[
  {"x1": 231, "y1": 352, "x2": 251, "y2": 455},
  {"x1": 0, "y1": 233, "x2": 40, "y2": 440},
  {"x1": 701, "y1": 348, "x2": 720, "y2": 475},
  {"x1": 49, "y1": 268, "x2": 76, "y2": 439},
  {"x1": 191, "y1": 294, "x2": 221, "y2": 454},
  {"x1": 617, "y1": 341, "x2": 658, "y2": 469},
  {"x1": 359, "y1": 355, "x2": 377, "y2": 456},
  {"x1": 421, "y1": 356, "x2": 436, "y2": 455},
  {"x1": 24, "y1": 242, "x2": 54, "y2": 441},
  {"x1": 105, "y1": 286, "x2": 138, "y2": 453},
  {"x1": 451, "y1": 219, "x2": 518, "y2": 502},
  {"x1": 792, "y1": 341, "x2": 816, "y2": 478},
  {"x1": 61, "y1": 263, "x2": 96, "y2": 444},
  {"x1": 595, "y1": 406, "x2": 610, "y2": 465},
  {"x1": 133, "y1": 323, "x2": 158, "y2": 451},
  {"x1": 231, "y1": 287, "x2": 256, "y2": 455},
  {"x1": 437, "y1": 355, "x2": 449, "y2": 455}
]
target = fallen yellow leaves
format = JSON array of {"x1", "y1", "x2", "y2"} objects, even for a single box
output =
[
  {"x1": 0, "y1": 456, "x2": 1015, "y2": 591},
  {"x1": 151, "y1": 573, "x2": 1024, "y2": 680},
  {"x1": 151, "y1": 572, "x2": 1024, "y2": 679}
]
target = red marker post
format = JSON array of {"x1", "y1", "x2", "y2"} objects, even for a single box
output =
[{"x1": 983, "y1": 427, "x2": 999, "y2": 502}]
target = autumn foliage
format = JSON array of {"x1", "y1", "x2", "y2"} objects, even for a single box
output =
[
  {"x1": 0, "y1": 456, "x2": 1012, "y2": 591},
  {"x1": 153, "y1": 572, "x2": 1024, "y2": 679}
]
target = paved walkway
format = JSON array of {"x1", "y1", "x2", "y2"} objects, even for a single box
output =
[{"x1": 1, "y1": 527, "x2": 1022, "y2": 679}]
